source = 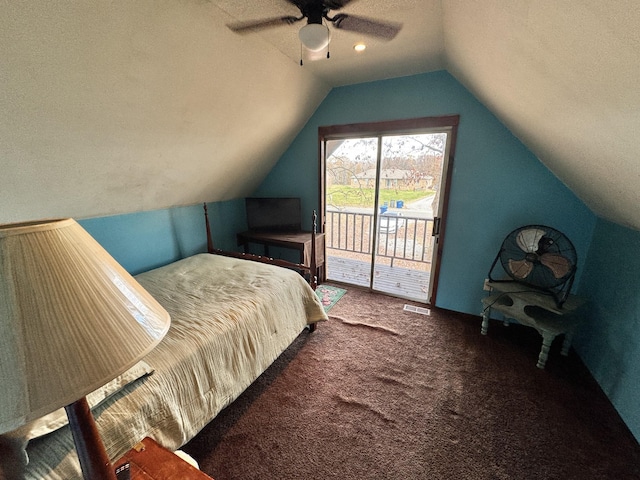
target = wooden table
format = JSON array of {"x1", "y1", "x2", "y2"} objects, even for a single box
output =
[
  {"x1": 237, "y1": 230, "x2": 325, "y2": 275},
  {"x1": 114, "y1": 437, "x2": 213, "y2": 479},
  {"x1": 481, "y1": 281, "x2": 587, "y2": 369}
]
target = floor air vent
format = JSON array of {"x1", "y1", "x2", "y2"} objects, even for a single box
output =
[{"x1": 403, "y1": 304, "x2": 431, "y2": 316}]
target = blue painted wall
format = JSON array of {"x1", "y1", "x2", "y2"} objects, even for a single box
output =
[
  {"x1": 79, "y1": 200, "x2": 246, "y2": 275},
  {"x1": 255, "y1": 71, "x2": 596, "y2": 314},
  {"x1": 575, "y1": 219, "x2": 640, "y2": 441}
]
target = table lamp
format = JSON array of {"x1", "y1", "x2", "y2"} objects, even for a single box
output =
[{"x1": 0, "y1": 218, "x2": 171, "y2": 479}]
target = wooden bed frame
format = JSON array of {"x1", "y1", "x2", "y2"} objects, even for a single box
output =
[{"x1": 203, "y1": 204, "x2": 320, "y2": 331}]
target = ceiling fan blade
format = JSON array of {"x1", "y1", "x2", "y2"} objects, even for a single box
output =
[
  {"x1": 227, "y1": 15, "x2": 302, "y2": 34},
  {"x1": 331, "y1": 13, "x2": 401, "y2": 40}
]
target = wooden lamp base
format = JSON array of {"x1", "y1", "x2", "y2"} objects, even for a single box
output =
[{"x1": 65, "y1": 397, "x2": 117, "y2": 480}]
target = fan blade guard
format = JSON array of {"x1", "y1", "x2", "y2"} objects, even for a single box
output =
[{"x1": 495, "y1": 224, "x2": 577, "y2": 290}]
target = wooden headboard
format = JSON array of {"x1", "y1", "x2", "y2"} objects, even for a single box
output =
[{"x1": 203, "y1": 203, "x2": 318, "y2": 290}]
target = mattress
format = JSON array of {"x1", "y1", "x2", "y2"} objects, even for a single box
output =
[{"x1": 20, "y1": 253, "x2": 327, "y2": 479}]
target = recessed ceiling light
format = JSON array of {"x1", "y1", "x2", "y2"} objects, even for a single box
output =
[{"x1": 353, "y1": 43, "x2": 366, "y2": 52}]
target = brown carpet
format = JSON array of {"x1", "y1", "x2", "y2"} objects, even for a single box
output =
[{"x1": 183, "y1": 287, "x2": 640, "y2": 479}]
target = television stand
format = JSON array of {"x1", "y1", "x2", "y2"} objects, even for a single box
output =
[{"x1": 237, "y1": 230, "x2": 325, "y2": 281}]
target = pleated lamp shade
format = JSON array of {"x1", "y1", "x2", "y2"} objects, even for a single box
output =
[{"x1": 0, "y1": 218, "x2": 171, "y2": 435}]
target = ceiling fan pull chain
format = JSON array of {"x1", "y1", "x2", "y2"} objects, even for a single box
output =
[
  {"x1": 326, "y1": 19, "x2": 330, "y2": 59},
  {"x1": 300, "y1": 43, "x2": 303, "y2": 66}
]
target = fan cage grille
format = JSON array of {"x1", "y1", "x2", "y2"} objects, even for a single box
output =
[{"x1": 488, "y1": 225, "x2": 577, "y2": 307}]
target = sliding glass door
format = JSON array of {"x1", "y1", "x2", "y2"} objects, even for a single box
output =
[{"x1": 319, "y1": 117, "x2": 458, "y2": 304}]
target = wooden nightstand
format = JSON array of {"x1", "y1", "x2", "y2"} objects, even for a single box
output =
[{"x1": 114, "y1": 437, "x2": 213, "y2": 480}]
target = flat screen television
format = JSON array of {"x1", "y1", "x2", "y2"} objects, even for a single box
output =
[{"x1": 245, "y1": 197, "x2": 302, "y2": 232}]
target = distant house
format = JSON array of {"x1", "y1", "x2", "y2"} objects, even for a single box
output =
[{"x1": 351, "y1": 169, "x2": 433, "y2": 190}]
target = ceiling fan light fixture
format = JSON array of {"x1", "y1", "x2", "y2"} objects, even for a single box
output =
[{"x1": 299, "y1": 23, "x2": 330, "y2": 51}]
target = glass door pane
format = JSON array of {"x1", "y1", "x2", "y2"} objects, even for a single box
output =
[
  {"x1": 372, "y1": 133, "x2": 448, "y2": 301},
  {"x1": 325, "y1": 137, "x2": 379, "y2": 288}
]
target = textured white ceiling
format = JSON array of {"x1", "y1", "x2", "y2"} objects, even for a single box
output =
[
  {"x1": 2, "y1": 1, "x2": 640, "y2": 231},
  {"x1": 442, "y1": 0, "x2": 640, "y2": 230},
  {"x1": 1, "y1": 1, "x2": 331, "y2": 222}
]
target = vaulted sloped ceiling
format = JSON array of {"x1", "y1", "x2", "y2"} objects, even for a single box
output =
[
  {"x1": 0, "y1": 1, "x2": 332, "y2": 223},
  {"x1": 442, "y1": 1, "x2": 640, "y2": 230},
  {"x1": 2, "y1": 1, "x2": 640, "y2": 230}
]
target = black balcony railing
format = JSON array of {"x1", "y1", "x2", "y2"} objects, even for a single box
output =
[{"x1": 325, "y1": 209, "x2": 433, "y2": 265}]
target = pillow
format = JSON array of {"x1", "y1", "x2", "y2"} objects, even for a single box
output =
[{"x1": 16, "y1": 360, "x2": 154, "y2": 441}]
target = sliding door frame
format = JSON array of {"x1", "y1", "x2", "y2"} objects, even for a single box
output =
[{"x1": 318, "y1": 115, "x2": 459, "y2": 304}]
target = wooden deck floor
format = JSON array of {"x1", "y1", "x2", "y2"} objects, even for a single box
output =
[{"x1": 325, "y1": 255, "x2": 431, "y2": 303}]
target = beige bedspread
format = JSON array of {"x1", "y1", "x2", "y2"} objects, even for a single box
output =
[{"x1": 22, "y1": 253, "x2": 327, "y2": 479}]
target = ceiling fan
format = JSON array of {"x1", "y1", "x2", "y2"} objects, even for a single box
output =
[{"x1": 226, "y1": 0, "x2": 402, "y2": 55}]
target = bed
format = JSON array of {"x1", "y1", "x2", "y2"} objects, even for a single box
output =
[{"x1": 11, "y1": 213, "x2": 327, "y2": 479}]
